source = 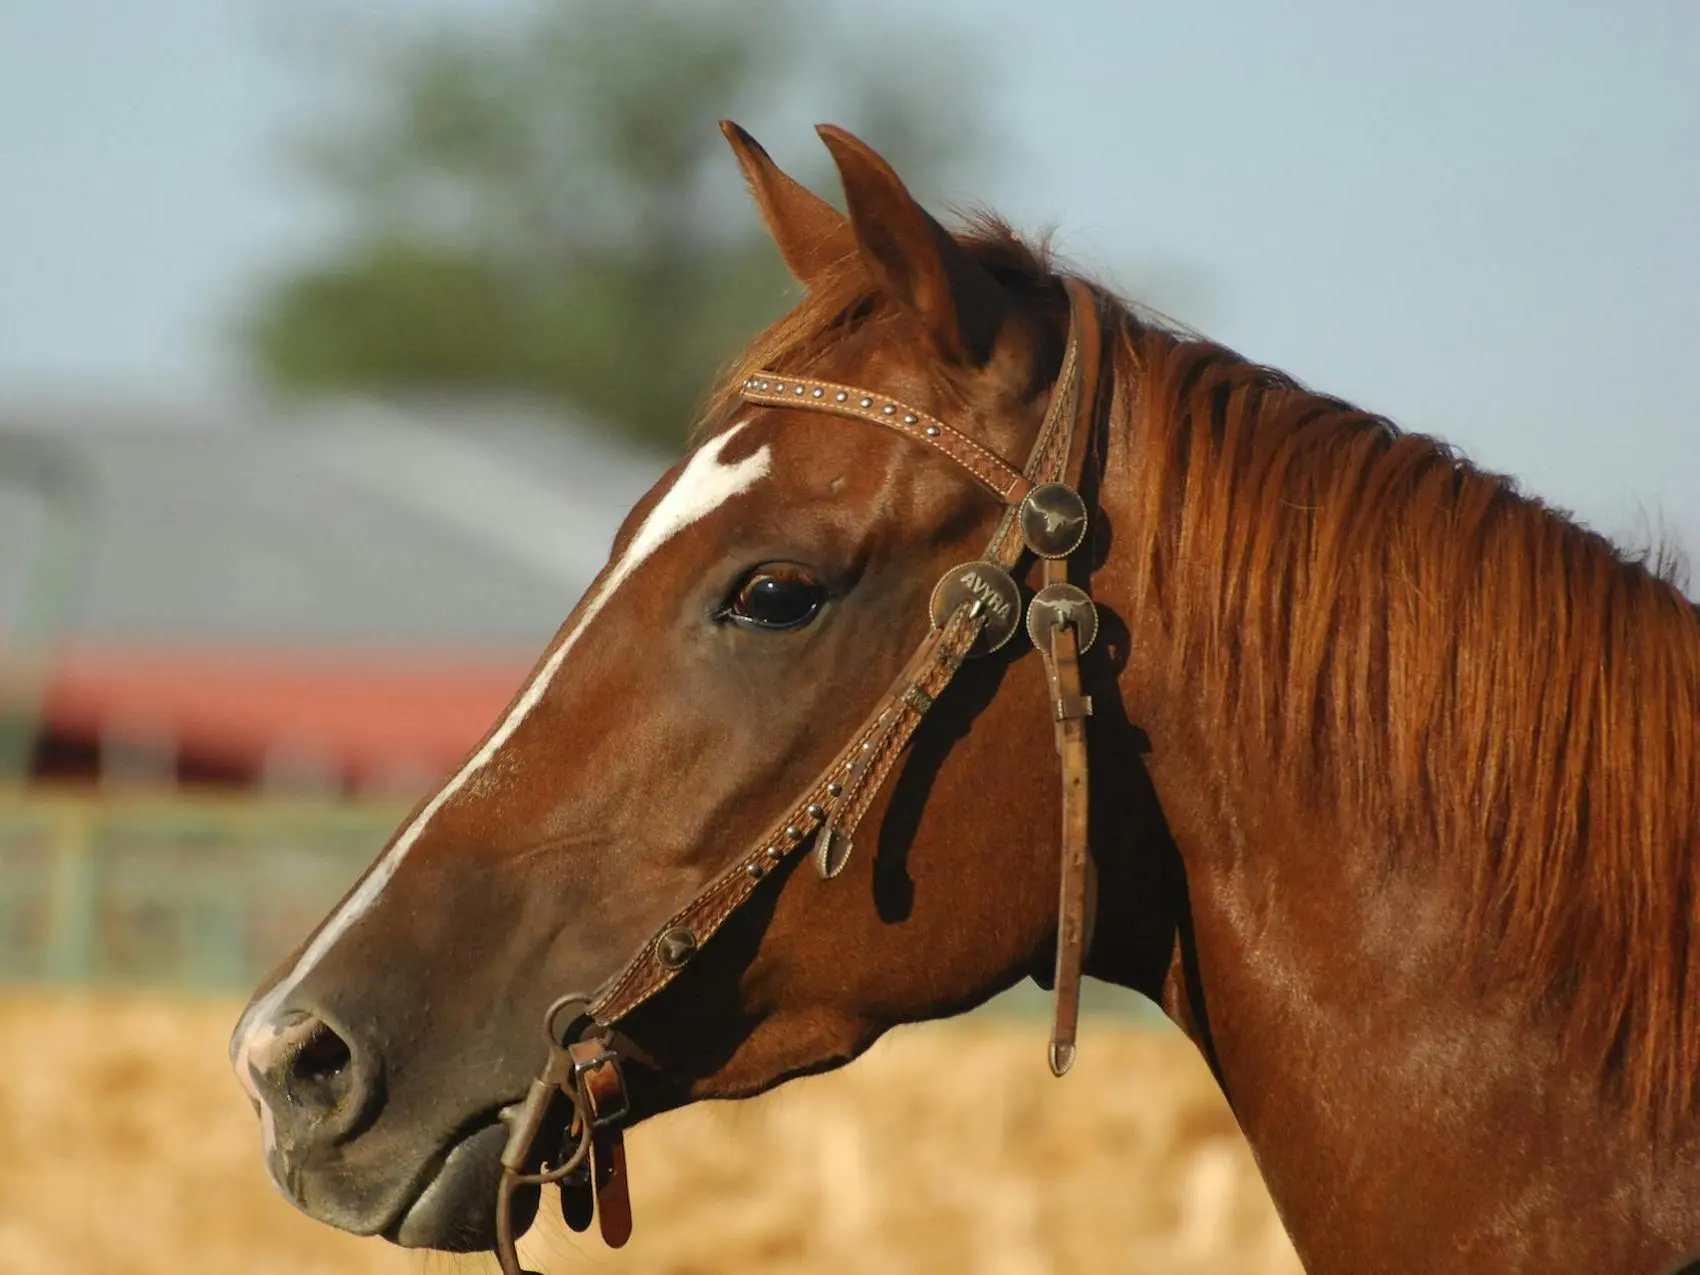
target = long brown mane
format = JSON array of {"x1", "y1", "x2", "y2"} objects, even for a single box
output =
[
  {"x1": 1122, "y1": 315, "x2": 1700, "y2": 1134},
  {"x1": 710, "y1": 218, "x2": 1700, "y2": 1133}
]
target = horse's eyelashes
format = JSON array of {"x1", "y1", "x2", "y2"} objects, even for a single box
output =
[{"x1": 723, "y1": 565, "x2": 827, "y2": 632}]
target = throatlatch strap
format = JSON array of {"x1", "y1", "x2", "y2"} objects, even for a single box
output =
[
  {"x1": 1040, "y1": 278, "x2": 1105, "y2": 1075},
  {"x1": 1040, "y1": 560, "x2": 1093, "y2": 1076}
]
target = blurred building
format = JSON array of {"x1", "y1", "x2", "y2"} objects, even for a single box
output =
[{"x1": 0, "y1": 397, "x2": 665, "y2": 797}]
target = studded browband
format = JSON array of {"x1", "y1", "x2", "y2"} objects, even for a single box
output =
[{"x1": 493, "y1": 277, "x2": 1107, "y2": 1272}]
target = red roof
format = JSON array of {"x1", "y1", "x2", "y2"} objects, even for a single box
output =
[{"x1": 32, "y1": 646, "x2": 536, "y2": 791}]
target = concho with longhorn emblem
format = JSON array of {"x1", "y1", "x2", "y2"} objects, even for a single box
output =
[
  {"x1": 1018, "y1": 482, "x2": 1090, "y2": 559},
  {"x1": 1026, "y1": 582, "x2": 1099, "y2": 655}
]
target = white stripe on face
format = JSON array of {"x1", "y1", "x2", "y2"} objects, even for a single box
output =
[{"x1": 231, "y1": 423, "x2": 770, "y2": 1155}]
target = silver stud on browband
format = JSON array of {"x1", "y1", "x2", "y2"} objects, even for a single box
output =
[
  {"x1": 774, "y1": 382, "x2": 786, "y2": 393},
  {"x1": 757, "y1": 380, "x2": 768, "y2": 390},
  {"x1": 795, "y1": 385, "x2": 806, "y2": 395},
  {"x1": 785, "y1": 824, "x2": 802, "y2": 840},
  {"x1": 882, "y1": 404, "x2": 895, "y2": 415},
  {"x1": 807, "y1": 803, "x2": 825, "y2": 819},
  {"x1": 827, "y1": 782, "x2": 843, "y2": 797},
  {"x1": 903, "y1": 413, "x2": 917, "y2": 425},
  {"x1": 766, "y1": 845, "x2": 783, "y2": 862},
  {"x1": 859, "y1": 397, "x2": 872, "y2": 408},
  {"x1": 746, "y1": 861, "x2": 766, "y2": 879},
  {"x1": 812, "y1": 387, "x2": 824, "y2": 398},
  {"x1": 835, "y1": 391, "x2": 849, "y2": 402},
  {"x1": 925, "y1": 425, "x2": 941, "y2": 437}
]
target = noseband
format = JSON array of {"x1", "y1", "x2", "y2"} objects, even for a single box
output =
[{"x1": 494, "y1": 277, "x2": 1108, "y2": 1273}]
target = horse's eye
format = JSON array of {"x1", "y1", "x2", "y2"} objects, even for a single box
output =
[{"x1": 724, "y1": 566, "x2": 826, "y2": 632}]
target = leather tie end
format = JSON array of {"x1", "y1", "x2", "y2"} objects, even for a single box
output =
[
  {"x1": 816, "y1": 822, "x2": 853, "y2": 879},
  {"x1": 1048, "y1": 1040, "x2": 1076, "y2": 1077}
]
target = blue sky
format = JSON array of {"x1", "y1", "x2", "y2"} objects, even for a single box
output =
[{"x1": 2, "y1": 0, "x2": 1695, "y2": 562}]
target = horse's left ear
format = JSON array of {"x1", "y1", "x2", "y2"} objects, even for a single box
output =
[
  {"x1": 816, "y1": 124, "x2": 1010, "y2": 367},
  {"x1": 721, "y1": 121, "x2": 855, "y2": 288}
]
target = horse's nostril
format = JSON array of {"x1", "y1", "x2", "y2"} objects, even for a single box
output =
[
  {"x1": 286, "y1": 1020, "x2": 354, "y2": 1112},
  {"x1": 247, "y1": 1008, "x2": 380, "y2": 1142}
]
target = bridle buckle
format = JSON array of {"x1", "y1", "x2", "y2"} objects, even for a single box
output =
[{"x1": 567, "y1": 1039, "x2": 630, "y2": 1128}]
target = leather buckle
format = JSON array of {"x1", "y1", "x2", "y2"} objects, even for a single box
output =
[{"x1": 569, "y1": 1042, "x2": 631, "y2": 1128}]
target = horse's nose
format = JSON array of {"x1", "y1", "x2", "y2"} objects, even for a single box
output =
[{"x1": 244, "y1": 1005, "x2": 379, "y2": 1141}]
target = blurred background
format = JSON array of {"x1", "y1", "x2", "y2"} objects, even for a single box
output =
[{"x1": 0, "y1": 1, "x2": 1693, "y2": 1272}]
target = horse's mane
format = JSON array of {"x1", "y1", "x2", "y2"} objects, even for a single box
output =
[{"x1": 712, "y1": 217, "x2": 1700, "y2": 1133}]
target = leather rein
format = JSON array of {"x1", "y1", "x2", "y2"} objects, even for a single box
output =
[{"x1": 493, "y1": 277, "x2": 1108, "y2": 1274}]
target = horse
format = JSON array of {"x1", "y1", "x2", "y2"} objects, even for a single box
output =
[{"x1": 229, "y1": 122, "x2": 1700, "y2": 1273}]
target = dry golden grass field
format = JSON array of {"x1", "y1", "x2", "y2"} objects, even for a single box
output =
[{"x1": 0, "y1": 995, "x2": 1302, "y2": 1275}]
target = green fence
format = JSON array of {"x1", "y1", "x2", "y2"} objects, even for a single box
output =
[{"x1": 0, "y1": 790, "x2": 401, "y2": 989}]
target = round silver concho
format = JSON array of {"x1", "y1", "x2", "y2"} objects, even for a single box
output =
[
  {"x1": 1018, "y1": 482, "x2": 1089, "y2": 559},
  {"x1": 1026, "y1": 582, "x2": 1099, "y2": 655},
  {"x1": 929, "y1": 560, "x2": 1023, "y2": 656}
]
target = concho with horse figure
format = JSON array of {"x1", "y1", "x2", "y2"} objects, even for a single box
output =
[{"x1": 228, "y1": 119, "x2": 1700, "y2": 1275}]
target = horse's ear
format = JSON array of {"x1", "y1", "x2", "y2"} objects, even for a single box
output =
[
  {"x1": 720, "y1": 120, "x2": 854, "y2": 288},
  {"x1": 816, "y1": 124, "x2": 1009, "y2": 367}
]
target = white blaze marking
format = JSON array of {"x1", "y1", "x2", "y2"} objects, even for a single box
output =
[{"x1": 232, "y1": 424, "x2": 770, "y2": 1154}]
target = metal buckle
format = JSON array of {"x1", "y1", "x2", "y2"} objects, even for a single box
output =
[{"x1": 570, "y1": 1046, "x2": 631, "y2": 1128}]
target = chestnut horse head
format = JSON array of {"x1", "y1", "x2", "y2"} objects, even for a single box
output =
[{"x1": 232, "y1": 124, "x2": 1700, "y2": 1274}]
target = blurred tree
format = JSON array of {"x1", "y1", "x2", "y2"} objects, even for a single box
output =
[{"x1": 244, "y1": 0, "x2": 987, "y2": 449}]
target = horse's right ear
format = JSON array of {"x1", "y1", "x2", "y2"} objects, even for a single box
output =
[
  {"x1": 816, "y1": 124, "x2": 1009, "y2": 368},
  {"x1": 721, "y1": 121, "x2": 854, "y2": 288}
]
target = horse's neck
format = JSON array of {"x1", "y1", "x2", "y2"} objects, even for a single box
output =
[
  {"x1": 1084, "y1": 435, "x2": 1700, "y2": 1275},
  {"x1": 1116, "y1": 676, "x2": 1700, "y2": 1272}
]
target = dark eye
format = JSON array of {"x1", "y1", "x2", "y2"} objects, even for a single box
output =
[{"x1": 722, "y1": 566, "x2": 826, "y2": 632}]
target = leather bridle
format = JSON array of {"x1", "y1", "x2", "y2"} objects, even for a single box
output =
[{"x1": 493, "y1": 277, "x2": 1108, "y2": 1274}]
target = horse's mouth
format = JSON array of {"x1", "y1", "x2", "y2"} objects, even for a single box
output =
[{"x1": 384, "y1": 1118, "x2": 537, "y2": 1251}]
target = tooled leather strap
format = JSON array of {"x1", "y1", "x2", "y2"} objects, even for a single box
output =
[
  {"x1": 589, "y1": 278, "x2": 1102, "y2": 1030},
  {"x1": 1036, "y1": 279, "x2": 1105, "y2": 1076},
  {"x1": 740, "y1": 375, "x2": 1033, "y2": 504}
]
